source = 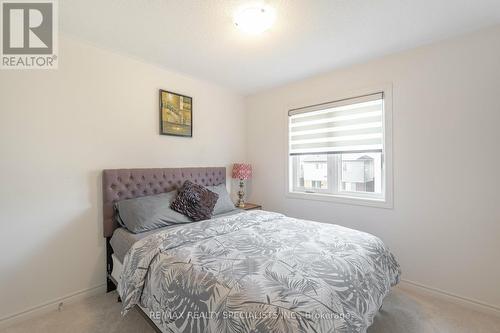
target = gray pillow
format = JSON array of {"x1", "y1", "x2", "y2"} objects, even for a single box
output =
[
  {"x1": 205, "y1": 184, "x2": 237, "y2": 215},
  {"x1": 114, "y1": 190, "x2": 192, "y2": 233}
]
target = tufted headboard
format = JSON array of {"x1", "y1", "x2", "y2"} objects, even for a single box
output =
[{"x1": 102, "y1": 167, "x2": 226, "y2": 237}]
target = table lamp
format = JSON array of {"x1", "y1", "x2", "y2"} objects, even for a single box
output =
[{"x1": 232, "y1": 163, "x2": 252, "y2": 208}]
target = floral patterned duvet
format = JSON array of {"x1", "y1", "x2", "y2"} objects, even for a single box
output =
[{"x1": 118, "y1": 210, "x2": 400, "y2": 333}]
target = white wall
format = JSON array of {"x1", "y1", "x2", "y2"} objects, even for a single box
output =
[
  {"x1": 245, "y1": 25, "x2": 500, "y2": 309},
  {"x1": 0, "y1": 35, "x2": 246, "y2": 320}
]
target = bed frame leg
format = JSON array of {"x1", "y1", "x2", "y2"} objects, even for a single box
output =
[
  {"x1": 106, "y1": 237, "x2": 117, "y2": 292},
  {"x1": 107, "y1": 276, "x2": 116, "y2": 293}
]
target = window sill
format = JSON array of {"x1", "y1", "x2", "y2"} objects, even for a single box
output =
[{"x1": 286, "y1": 191, "x2": 393, "y2": 209}]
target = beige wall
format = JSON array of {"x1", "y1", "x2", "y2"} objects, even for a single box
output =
[
  {"x1": 0, "y1": 35, "x2": 246, "y2": 320},
  {"x1": 245, "y1": 25, "x2": 500, "y2": 308}
]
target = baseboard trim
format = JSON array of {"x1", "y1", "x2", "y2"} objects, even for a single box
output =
[
  {"x1": 399, "y1": 279, "x2": 500, "y2": 317},
  {"x1": 0, "y1": 283, "x2": 107, "y2": 329}
]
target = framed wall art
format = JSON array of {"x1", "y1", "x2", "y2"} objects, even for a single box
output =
[{"x1": 159, "y1": 89, "x2": 193, "y2": 137}]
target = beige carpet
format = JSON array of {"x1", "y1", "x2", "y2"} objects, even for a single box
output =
[{"x1": 2, "y1": 285, "x2": 499, "y2": 333}]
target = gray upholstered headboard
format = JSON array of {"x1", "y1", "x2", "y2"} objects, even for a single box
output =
[{"x1": 102, "y1": 167, "x2": 226, "y2": 237}]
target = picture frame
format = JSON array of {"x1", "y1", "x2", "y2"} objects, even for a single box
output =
[{"x1": 159, "y1": 89, "x2": 193, "y2": 137}]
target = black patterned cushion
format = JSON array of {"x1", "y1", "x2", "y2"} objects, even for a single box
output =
[{"x1": 170, "y1": 180, "x2": 219, "y2": 221}]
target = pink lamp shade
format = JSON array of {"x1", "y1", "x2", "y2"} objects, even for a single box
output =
[{"x1": 232, "y1": 163, "x2": 252, "y2": 180}]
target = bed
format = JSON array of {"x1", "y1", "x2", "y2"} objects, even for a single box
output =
[{"x1": 103, "y1": 167, "x2": 400, "y2": 333}]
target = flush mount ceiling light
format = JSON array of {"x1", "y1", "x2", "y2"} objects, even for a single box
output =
[{"x1": 234, "y1": 4, "x2": 276, "y2": 35}]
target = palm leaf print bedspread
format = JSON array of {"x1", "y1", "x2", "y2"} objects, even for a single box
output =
[{"x1": 118, "y1": 210, "x2": 401, "y2": 333}]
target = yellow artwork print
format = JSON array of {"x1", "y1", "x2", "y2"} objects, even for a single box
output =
[{"x1": 160, "y1": 90, "x2": 192, "y2": 137}]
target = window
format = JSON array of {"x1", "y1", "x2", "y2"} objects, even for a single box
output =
[{"x1": 288, "y1": 91, "x2": 392, "y2": 207}]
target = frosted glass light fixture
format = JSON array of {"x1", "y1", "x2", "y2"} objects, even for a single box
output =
[{"x1": 234, "y1": 4, "x2": 276, "y2": 35}]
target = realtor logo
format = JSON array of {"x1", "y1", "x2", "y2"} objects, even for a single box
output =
[{"x1": 1, "y1": 0, "x2": 58, "y2": 69}]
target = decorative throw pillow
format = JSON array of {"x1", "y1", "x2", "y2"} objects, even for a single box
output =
[{"x1": 170, "y1": 180, "x2": 219, "y2": 221}]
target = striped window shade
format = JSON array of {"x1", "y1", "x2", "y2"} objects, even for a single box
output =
[{"x1": 288, "y1": 93, "x2": 384, "y2": 155}]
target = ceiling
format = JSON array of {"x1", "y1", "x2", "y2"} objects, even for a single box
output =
[{"x1": 60, "y1": 0, "x2": 500, "y2": 95}]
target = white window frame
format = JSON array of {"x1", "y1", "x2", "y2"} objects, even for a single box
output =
[
  {"x1": 285, "y1": 85, "x2": 393, "y2": 209},
  {"x1": 291, "y1": 154, "x2": 335, "y2": 194}
]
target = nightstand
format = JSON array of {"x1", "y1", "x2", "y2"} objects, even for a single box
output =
[{"x1": 240, "y1": 203, "x2": 262, "y2": 210}]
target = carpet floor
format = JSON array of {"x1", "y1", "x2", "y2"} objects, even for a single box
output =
[{"x1": 2, "y1": 285, "x2": 499, "y2": 333}]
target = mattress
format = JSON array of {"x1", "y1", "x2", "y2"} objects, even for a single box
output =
[
  {"x1": 111, "y1": 254, "x2": 123, "y2": 284},
  {"x1": 111, "y1": 226, "x2": 168, "y2": 262},
  {"x1": 110, "y1": 209, "x2": 243, "y2": 262}
]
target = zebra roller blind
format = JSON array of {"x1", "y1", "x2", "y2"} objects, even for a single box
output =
[{"x1": 288, "y1": 93, "x2": 384, "y2": 155}]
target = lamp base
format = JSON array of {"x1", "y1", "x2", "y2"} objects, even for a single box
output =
[{"x1": 236, "y1": 179, "x2": 245, "y2": 208}]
